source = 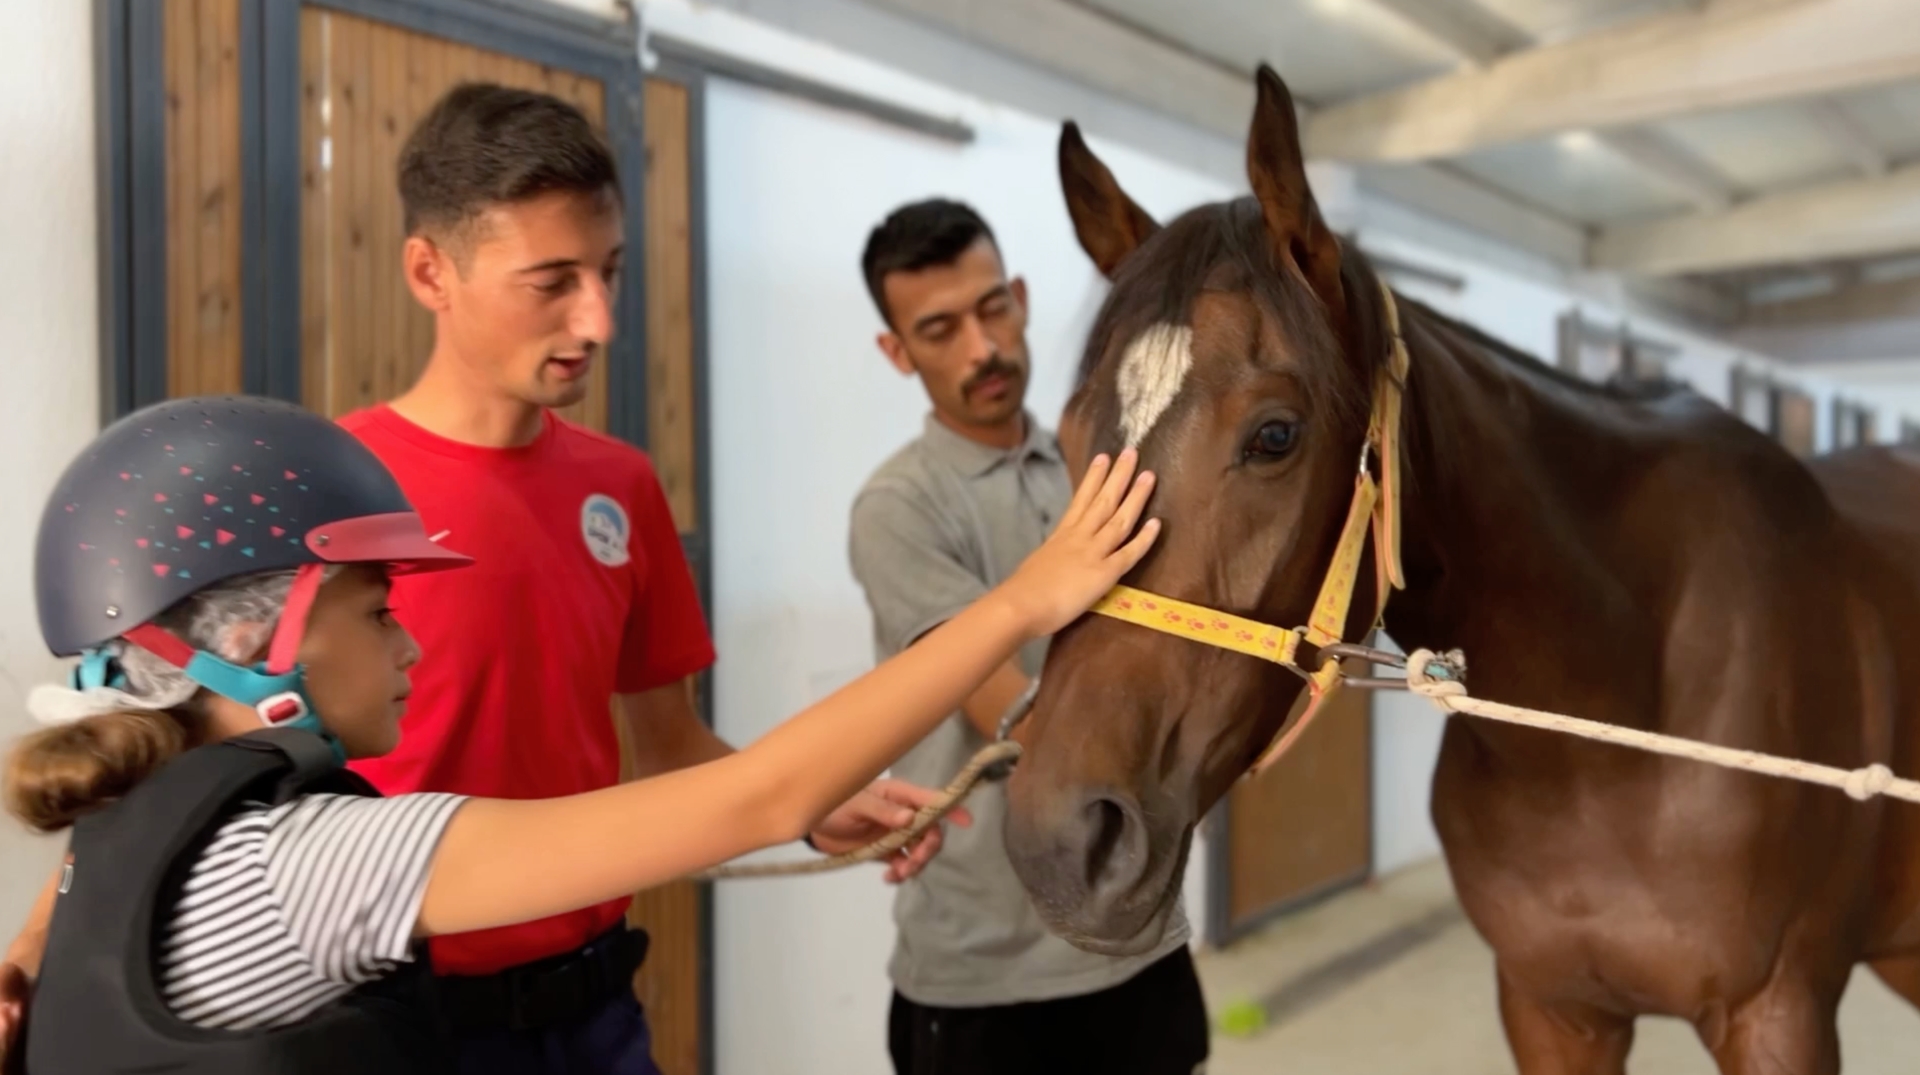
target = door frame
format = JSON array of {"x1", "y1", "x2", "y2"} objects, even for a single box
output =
[{"x1": 93, "y1": 5, "x2": 715, "y2": 1073}]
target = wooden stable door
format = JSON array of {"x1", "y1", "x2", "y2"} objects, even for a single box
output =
[
  {"x1": 1214, "y1": 660, "x2": 1372, "y2": 941},
  {"x1": 146, "y1": 3, "x2": 708, "y2": 1071}
]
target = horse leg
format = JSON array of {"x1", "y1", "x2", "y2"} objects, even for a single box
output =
[
  {"x1": 1495, "y1": 969, "x2": 1633, "y2": 1075},
  {"x1": 1700, "y1": 976, "x2": 1842, "y2": 1075},
  {"x1": 1869, "y1": 955, "x2": 1920, "y2": 1012}
]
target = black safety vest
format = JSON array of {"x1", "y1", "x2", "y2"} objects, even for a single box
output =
[{"x1": 24, "y1": 728, "x2": 451, "y2": 1074}]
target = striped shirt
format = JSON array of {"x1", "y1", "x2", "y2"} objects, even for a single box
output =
[{"x1": 159, "y1": 791, "x2": 467, "y2": 1030}]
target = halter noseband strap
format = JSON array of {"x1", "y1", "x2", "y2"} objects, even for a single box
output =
[{"x1": 1090, "y1": 278, "x2": 1412, "y2": 776}]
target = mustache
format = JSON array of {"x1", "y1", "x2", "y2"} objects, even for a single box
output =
[{"x1": 962, "y1": 356, "x2": 1023, "y2": 396}]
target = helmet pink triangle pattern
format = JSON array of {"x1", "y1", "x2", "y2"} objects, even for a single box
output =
[{"x1": 75, "y1": 422, "x2": 314, "y2": 583}]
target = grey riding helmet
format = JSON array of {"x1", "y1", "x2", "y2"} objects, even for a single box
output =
[{"x1": 35, "y1": 395, "x2": 471, "y2": 743}]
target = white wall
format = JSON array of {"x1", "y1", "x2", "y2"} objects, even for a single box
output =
[
  {"x1": 0, "y1": 2, "x2": 104, "y2": 931},
  {"x1": 704, "y1": 73, "x2": 1233, "y2": 1075},
  {"x1": 645, "y1": 0, "x2": 1247, "y2": 188}
]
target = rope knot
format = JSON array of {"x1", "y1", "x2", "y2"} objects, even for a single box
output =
[
  {"x1": 1844, "y1": 763, "x2": 1894, "y2": 801},
  {"x1": 1405, "y1": 648, "x2": 1469, "y2": 700}
]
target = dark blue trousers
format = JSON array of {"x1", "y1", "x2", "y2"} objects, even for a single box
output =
[{"x1": 452, "y1": 990, "x2": 663, "y2": 1075}]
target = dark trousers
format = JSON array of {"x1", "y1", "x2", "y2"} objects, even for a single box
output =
[
  {"x1": 450, "y1": 989, "x2": 661, "y2": 1075},
  {"x1": 439, "y1": 927, "x2": 660, "y2": 1075},
  {"x1": 888, "y1": 947, "x2": 1210, "y2": 1075}
]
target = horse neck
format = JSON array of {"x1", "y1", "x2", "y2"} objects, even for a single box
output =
[{"x1": 1377, "y1": 306, "x2": 1669, "y2": 735}]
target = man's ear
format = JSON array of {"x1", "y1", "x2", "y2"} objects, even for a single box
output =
[
  {"x1": 403, "y1": 235, "x2": 455, "y2": 313},
  {"x1": 877, "y1": 332, "x2": 915, "y2": 377},
  {"x1": 1010, "y1": 276, "x2": 1029, "y2": 318}
]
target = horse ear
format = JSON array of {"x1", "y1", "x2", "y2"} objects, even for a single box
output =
[
  {"x1": 1059, "y1": 121, "x2": 1159, "y2": 279},
  {"x1": 1247, "y1": 64, "x2": 1346, "y2": 328}
]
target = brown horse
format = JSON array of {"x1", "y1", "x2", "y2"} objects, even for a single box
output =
[{"x1": 1004, "y1": 64, "x2": 1920, "y2": 1074}]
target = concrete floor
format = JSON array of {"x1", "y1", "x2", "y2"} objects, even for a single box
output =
[{"x1": 1195, "y1": 860, "x2": 1920, "y2": 1074}]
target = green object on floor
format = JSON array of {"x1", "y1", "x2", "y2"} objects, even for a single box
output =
[{"x1": 1215, "y1": 998, "x2": 1268, "y2": 1038}]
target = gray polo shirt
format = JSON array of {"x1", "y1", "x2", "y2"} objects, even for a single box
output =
[{"x1": 848, "y1": 412, "x2": 1191, "y2": 1008}]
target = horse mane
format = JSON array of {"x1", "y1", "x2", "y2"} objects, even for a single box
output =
[{"x1": 1407, "y1": 300, "x2": 1693, "y2": 405}]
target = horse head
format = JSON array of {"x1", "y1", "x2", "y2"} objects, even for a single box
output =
[{"x1": 1004, "y1": 64, "x2": 1396, "y2": 955}]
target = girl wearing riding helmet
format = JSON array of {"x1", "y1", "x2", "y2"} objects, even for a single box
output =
[{"x1": 1, "y1": 395, "x2": 1157, "y2": 1074}]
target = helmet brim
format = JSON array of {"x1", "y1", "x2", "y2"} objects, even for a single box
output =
[{"x1": 306, "y1": 512, "x2": 473, "y2": 574}]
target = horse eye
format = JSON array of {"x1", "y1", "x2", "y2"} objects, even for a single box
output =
[{"x1": 1245, "y1": 420, "x2": 1299, "y2": 461}]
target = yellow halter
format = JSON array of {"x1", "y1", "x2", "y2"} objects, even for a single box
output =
[{"x1": 1088, "y1": 279, "x2": 1411, "y2": 775}]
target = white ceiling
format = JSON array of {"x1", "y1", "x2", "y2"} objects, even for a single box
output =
[
  {"x1": 1088, "y1": 0, "x2": 1457, "y2": 101},
  {"x1": 1063, "y1": 0, "x2": 1920, "y2": 361}
]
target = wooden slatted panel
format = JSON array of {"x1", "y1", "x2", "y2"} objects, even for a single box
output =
[
  {"x1": 1226, "y1": 660, "x2": 1372, "y2": 927},
  {"x1": 163, "y1": 0, "x2": 244, "y2": 398},
  {"x1": 300, "y1": 8, "x2": 329, "y2": 411},
  {"x1": 299, "y1": 10, "x2": 606, "y2": 428},
  {"x1": 644, "y1": 80, "x2": 699, "y2": 533}
]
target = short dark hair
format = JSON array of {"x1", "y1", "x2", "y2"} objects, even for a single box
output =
[
  {"x1": 398, "y1": 82, "x2": 620, "y2": 244},
  {"x1": 861, "y1": 199, "x2": 998, "y2": 325}
]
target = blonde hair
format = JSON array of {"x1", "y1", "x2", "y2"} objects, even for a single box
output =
[{"x1": 5, "y1": 568, "x2": 314, "y2": 832}]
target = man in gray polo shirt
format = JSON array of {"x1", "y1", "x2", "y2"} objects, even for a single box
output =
[{"x1": 849, "y1": 199, "x2": 1209, "y2": 1075}]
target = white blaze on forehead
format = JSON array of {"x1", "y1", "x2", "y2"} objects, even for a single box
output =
[{"x1": 1116, "y1": 323, "x2": 1194, "y2": 449}]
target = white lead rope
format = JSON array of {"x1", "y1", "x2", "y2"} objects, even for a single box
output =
[{"x1": 1402, "y1": 648, "x2": 1920, "y2": 804}]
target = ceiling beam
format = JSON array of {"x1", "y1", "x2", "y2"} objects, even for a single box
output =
[
  {"x1": 1745, "y1": 270, "x2": 1920, "y2": 325},
  {"x1": 1590, "y1": 163, "x2": 1920, "y2": 275},
  {"x1": 1304, "y1": 0, "x2": 1920, "y2": 164},
  {"x1": 860, "y1": 0, "x2": 1253, "y2": 138},
  {"x1": 1358, "y1": 0, "x2": 1531, "y2": 68},
  {"x1": 1355, "y1": 162, "x2": 1589, "y2": 267},
  {"x1": 1592, "y1": 129, "x2": 1737, "y2": 212},
  {"x1": 861, "y1": 0, "x2": 1591, "y2": 269},
  {"x1": 1727, "y1": 273, "x2": 1920, "y2": 363},
  {"x1": 1359, "y1": 0, "x2": 1741, "y2": 216},
  {"x1": 1803, "y1": 98, "x2": 1890, "y2": 179}
]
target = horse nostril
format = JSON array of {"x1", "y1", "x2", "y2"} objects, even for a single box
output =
[{"x1": 1081, "y1": 796, "x2": 1136, "y2": 893}]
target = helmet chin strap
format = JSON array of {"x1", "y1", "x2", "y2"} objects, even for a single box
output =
[{"x1": 120, "y1": 563, "x2": 343, "y2": 763}]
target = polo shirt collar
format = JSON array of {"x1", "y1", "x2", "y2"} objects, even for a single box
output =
[{"x1": 922, "y1": 411, "x2": 1060, "y2": 478}]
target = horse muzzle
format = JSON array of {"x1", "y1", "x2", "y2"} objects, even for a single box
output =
[{"x1": 1004, "y1": 771, "x2": 1190, "y2": 955}]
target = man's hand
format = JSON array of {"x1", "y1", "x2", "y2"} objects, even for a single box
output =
[
  {"x1": 0, "y1": 961, "x2": 29, "y2": 1075},
  {"x1": 807, "y1": 780, "x2": 973, "y2": 884}
]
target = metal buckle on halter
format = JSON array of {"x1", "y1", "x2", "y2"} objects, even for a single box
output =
[
  {"x1": 1276, "y1": 626, "x2": 1314, "y2": 683},
  {"x1": 1306, "y1": 642, "x2": 1469, "y2": 691}
]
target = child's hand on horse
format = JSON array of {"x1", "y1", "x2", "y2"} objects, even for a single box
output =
[{"x1": 1000, "y1": 448, "x2": 1159, "y2": 637}]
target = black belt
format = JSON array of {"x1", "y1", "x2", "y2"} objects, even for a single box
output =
[{"x1": 437, "y1": 926, "x2": 650, "y2": 1034}]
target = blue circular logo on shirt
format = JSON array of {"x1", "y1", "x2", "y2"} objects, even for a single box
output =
[{"x1": 580, "y1": 493, "x2": 631, "y2": 567}]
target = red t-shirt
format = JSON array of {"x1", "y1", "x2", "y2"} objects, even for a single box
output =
[{"x1": 338, "y1": 405, "x2": 716, "y2": 976}]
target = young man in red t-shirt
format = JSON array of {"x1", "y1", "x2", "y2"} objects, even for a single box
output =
[{"x1": 340, "y1": 84, "x2": 958, "y2": 1074}]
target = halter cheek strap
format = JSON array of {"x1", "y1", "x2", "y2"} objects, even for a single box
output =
[
  {"x1": 120, "y1": 563, "x2": 341, "y2": 761},
  {"x1": 1091, "y1": 278, "x2": 1412, "y2": 778}
]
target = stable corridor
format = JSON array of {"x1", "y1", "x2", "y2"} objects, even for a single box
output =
[{"x1": 1198, "y1": 861, "x2": 1920, "y2": 1074}]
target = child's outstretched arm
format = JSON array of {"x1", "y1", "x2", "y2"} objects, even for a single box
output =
[{"x1": 418, "y1": 450, "x2": 1159, "y2": 937}]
